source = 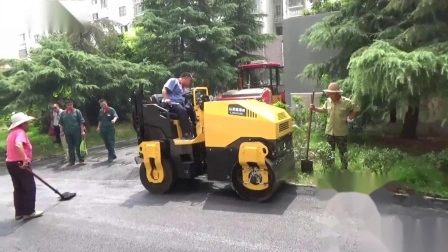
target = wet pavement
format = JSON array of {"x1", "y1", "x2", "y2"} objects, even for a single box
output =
[{"x1": 0, "y1": 144, "x2": 448, "y2": 252}]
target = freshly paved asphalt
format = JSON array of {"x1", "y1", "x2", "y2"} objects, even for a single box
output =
[{"x1": 1, "y1": 144, "x2": 448, "y2": 252}]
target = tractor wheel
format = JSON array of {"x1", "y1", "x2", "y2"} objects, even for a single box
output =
[
  {"x1": 139, "y1": 157, "x2": 176, "y2": 194},
  {"x1": 230, "y1": 161, "x2": 279, "y2": 202}
]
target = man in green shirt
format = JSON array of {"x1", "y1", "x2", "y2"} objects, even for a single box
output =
[
  {"x1": 59, "y1": 100, "x2": 86, "y2": 166},
  {"x1": 310, "y1": 83, "x2": 361, "y2": 169},
  {"x1": 97, "y1": 99, "x2": 118, "y2": 162}
]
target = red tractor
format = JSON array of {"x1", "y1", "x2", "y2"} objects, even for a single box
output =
[{"x1": 215, "y1": 60, "x2": 286, "y2": 104}]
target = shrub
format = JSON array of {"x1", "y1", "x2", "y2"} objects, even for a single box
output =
[
  {"x1": 313, "y1": 141, "x2": 334, "y2": 170},
  {"x1": 359, "y1": 146, "x2": 405, "y2": 174},
  {"x1": 435, "y1": 149, "x2": 448, "y2": 174}
]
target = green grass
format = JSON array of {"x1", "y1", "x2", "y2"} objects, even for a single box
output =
[
  {"x1": 0, "y1": 122, "x2": 136, "y2": 160},
  {"x1": 296, "y1": 132, "x2": 448, "y2": 198}
]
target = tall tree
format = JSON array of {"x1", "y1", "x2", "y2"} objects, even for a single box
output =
[
  {"x1": 134, "y1": 0, "x2": 239, "y2": 91},
  {"x1": 299, "y1": 0, "x2": 448, "y2": 139},
  {"x1": 222, "y1": 0, "x2": 276, "y2": 65},
  {"x1": 0, "y1": 34, "x2": 169, "y2": 126}
]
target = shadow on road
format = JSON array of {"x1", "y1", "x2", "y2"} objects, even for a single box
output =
[
  {"x1": 120, "y1": 179, "x2": 306, "y2": 215},
  {"x1": 0, "y1": 219, "x2": 25, "y2": 237}
]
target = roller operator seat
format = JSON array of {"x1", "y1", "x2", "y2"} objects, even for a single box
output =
[{"x1": 149, "y1": 94, "x2": 179, "y2": 120}]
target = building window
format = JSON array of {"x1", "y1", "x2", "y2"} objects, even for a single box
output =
[
  {"x1": 275, "y1": 5, "x2": 282, "y2": 16},
  {"x1": 134, "y1": 3, "x2": 143, "y2": 16},
  {"x1": 91, "y1": 0, "x2": 97, "y2": 4},
  {"x1": 34, "y1": 35, "x2": 40, "y2": 43},
  {"x1": 276, "y1": 26, "x2": 283, "y2": 35},
  {"x1": 119, "y1": 6, "x2": 126, "y2": 17},
  {"x1": 121, "y1": 25, "x2": 128, "y2": 33},
  {"x1": 18, "y1": 33, "x2": 25, "y2": 43},
  {"x1": 18, "y1": 49, "x2": 27, "y2": 59},
  {"x1": 92, "y1": 13, "x2": 98, "y2": 20},
  {"x1": 288, "y1": 0, "x2": 303, "y2": 8},
  {"x1": 101, "y1": 0, "x2": 107, "y2": 8}
]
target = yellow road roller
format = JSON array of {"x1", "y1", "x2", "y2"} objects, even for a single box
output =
[{"x1": 131, "y1": 86, "x2": 295, "y2": 202}]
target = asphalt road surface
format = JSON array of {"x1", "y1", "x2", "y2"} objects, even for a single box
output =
[{"x1": 1, "y1": 145, "x2": 448, "y2": 252}]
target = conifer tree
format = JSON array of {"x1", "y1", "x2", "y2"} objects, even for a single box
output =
[
  {"x1": 222, "y1": 0, "x2": 276, "y2": 65},
  {"x1": 300, "y1": 0, "x2": 448, "y2": 139},
  {"x1": 135, "y1": 0, "x2": 239, "y2": 90},
  {"x1": 0, "y1": 34, "x2": 169, "y2": 113}
]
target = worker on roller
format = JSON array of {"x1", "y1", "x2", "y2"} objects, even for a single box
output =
[
  {"x1": 161, "y1": 72, "x2": 195, "y2": 139},
  {"x1": 309, "y1": 82, "x2": 360, "y2": 169}
]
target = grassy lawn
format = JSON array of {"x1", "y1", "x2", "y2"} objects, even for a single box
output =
[
  {"x1": 0, "y1": 122, "x2": 137, "y2": 160},
  {"x1": 296, "y1": 132, "x2": 448, "y2": 198}
]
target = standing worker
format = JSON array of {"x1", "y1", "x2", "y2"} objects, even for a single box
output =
[
  {"x1": 59, "y1": 99, "x2": 86, "y2": 166},
  {"x1": 97, "y1": 98, "x2": 118, "y2": 162},
  {"x1": 309, "y1": 82, "x2": 360, "y2": 169},
  {"x1": 50, "y1": 103, "x2": 63, "y2": 144},
  {"x1": 6, "y1": 112, "x2": 43, "y2": 220}
]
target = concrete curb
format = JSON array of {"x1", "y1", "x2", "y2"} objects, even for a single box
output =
[{"x1": 287, "y1": 182, "x2": 448, "y2": 203}]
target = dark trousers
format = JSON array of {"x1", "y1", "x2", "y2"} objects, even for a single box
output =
[
  {"x1": 100, "y1": 128, "x2": 116, "y2": 161},
  {"x1": 65, "y1": 132, "x2": 84, "y2": 163},
  {"x1": 185, "y1": 103, "x2": 197, "y2": 128},
  {"x1": 326, "y1": 134, "x2": 348, "y2": 169},
  {"x1": 6, "y1": 161, "x2": 36, "y2": 216},
  {"x1": 53, "y1": 125, "x2": 61, "y2": 143},
  {"x1": 169, "y1": 104, "x2": 193, "y2": 136}
]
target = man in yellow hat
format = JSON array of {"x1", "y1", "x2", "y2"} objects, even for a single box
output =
[{"x1": 310, "y1": 82, "x2": 360, "y2": 169}]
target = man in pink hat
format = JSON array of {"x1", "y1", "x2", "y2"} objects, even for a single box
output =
[{"x1": 310, "y1": 82, "x2": 361, "y2": 169}]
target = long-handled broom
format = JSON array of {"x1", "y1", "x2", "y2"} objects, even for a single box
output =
[{"x1": 25, "y1": 167, "x2": 77, "y2": 201}]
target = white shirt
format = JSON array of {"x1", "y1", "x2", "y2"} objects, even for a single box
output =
[{"x1": 52, "y1": 109, "x2": 63, "y2": 126}]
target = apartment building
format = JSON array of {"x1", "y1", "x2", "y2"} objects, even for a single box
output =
[
  {"x1": 256, "y1": 0, "x2": 312, "y2": 35},
  {"x1": 255, "y1": 0, "x2": 312, "y2": 64},
  {"x1": 0, "y1": 0, "x2": 144, "y2": 60},
  {"x1": 90, "y1": 0, "x2": 144, "y2": 33}
]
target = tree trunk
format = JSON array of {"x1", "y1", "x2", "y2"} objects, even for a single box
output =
[
  {"x1": 389, "y1": 108, "x2": 397, "y2": 123},
  {"x1": 399, "y1": 105, "x2": 419, "y2": 139}
]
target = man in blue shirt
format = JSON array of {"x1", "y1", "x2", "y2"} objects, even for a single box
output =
[{"x1": 162, "y1": 72, "x2": 194, "y2": 139}]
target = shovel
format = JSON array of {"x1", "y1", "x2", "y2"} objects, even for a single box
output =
[{"x1": 301, "y1": 90, "x2": 315, "y2": 174}]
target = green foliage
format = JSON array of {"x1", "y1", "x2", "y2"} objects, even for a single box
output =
[
  {"x1": 302, "y1": 0, "x2": 347, "y2": 16},
  {"x1": 221, "y1": 0, "x2": 276, "y2": 65},
  {"x1": 134, "y1": 0, "x2": 238, "y2": 90},
  {"x1": 272, "y1": 101, "x2": 287, "y2": 110},
  {"x1": 348, "y1": 40, "x2": 448, "y2": 106},
  {"x1": 359, "y1": 146, "x2": 405, "y2": 174},
  {"x1": 133, "y1": 0, "x2": 275, "y2": 92},
  {"x1": 313, "y1": 141, "x2": 334, "y2": 170},
  {"x1": 307, "y1": 136, "x2": 448, "y2": 197},
  {"x1": 299, "y1": 0, "x2": 448, "y2": 135},
  {"x1": 0, "y1": 34, "x2": 169, "y2": 117}
]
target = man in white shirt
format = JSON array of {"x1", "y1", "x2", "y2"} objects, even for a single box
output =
[{"x1": 50, "y1": 103, "x2": 63, "y2": 144}]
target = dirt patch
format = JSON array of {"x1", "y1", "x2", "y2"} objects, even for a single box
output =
[{"x1": 370, "y1": 136, "x2": 448, "y2": 156}]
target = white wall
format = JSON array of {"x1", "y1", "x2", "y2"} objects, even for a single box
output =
[
  {"x1": 260, "y1": 0, "x2": 276, "y2": 34},
  {"x1": 90, "y1": 0, "x2": 136, "y2": 27},
  {"x1": 0, "y1": 0, "x2": 141, "y2": 60}
]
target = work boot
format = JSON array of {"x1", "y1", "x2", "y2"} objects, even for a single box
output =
[{"x1": 23, "y1": 210, "x2": 43, "y2": 220}]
